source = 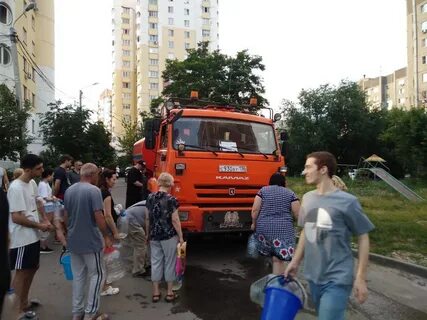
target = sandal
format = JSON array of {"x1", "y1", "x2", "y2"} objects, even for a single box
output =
[
  {"x1": 84, "y1": 313, "x2": 109, "y2": 320},
  {"x1": 100, "y1": 286, "x2": 120, "y2": 296},
  {"x1": 152, "y1": 294, "x2": 161, "y2": 303},
  {"x1": 23, "y1": 298, "x2": 42, "y2": 311},
  {"x1": 165, "y1": 292, "x2": 179, "y2": 303}
]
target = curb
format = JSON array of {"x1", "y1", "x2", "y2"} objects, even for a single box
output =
[{"x1": 352, "y1": 250, "x2": 427, "y2": 278}]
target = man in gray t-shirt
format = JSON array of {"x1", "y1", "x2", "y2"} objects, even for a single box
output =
[
  {"x1": 64, "y1": 163, "x2": 112, "y2": 320},
  {"x1": 122, "y1": 201, "x2": 150, "y2": 277},
  {"x1": 285, "y1": 152, "x2": 374, "y2": 320}
]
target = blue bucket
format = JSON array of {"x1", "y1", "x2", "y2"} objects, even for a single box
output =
[
  {"x1": 60, "y1": 252, "x2": 73, "y2": 281},
  {"x1": 261, "y1": 276, "x2": 303, "y2": 320}
]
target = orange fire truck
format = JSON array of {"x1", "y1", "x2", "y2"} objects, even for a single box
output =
[{"x1": 133, "y1": 94, "x2": 287, "y2": 233}]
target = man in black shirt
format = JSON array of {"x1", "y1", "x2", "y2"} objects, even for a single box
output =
[
  {"x1": 126, "y1": 160, "x2": 145, "y2": 208},
  {"x1": 0, "y1": 188, "x2": 10, "y2": 317},
  {"x1": 53, "y1": 154, "x2": 73, "y2": 200}
]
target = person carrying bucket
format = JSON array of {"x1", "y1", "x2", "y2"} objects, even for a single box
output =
[{"x1": 285, "y1": 151, "x2": 375, "y2": 320}]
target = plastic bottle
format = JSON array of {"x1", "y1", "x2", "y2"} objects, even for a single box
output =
[
  {"x1": 116, "y1": 209, "x2": 128, "y2": 238},
  {"x1": 104, "y1": 247, "x2": 126, "y2": 283}
]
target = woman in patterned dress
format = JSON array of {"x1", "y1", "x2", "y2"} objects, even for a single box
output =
[{"x1": 251, "y1": 173, "x2": 301, "y2": 274}]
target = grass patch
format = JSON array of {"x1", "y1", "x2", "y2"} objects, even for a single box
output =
[{"x1": 287, "y1": 177, "x2": 427, "y2": 266}]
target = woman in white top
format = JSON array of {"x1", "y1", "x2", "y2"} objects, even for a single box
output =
[
  {"x1": 37, "y1": 168, "x2": 56, "y2": 253},
  {"x1": 0, "y1": 167, "x2": 9, "y2": 191}
]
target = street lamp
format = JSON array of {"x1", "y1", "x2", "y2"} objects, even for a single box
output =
[{"x1": 79, "y1": 82, "x2": 99, "y2": 109}]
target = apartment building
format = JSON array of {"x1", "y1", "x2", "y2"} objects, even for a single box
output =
[
  {"x1": 359, "y1": 68, "x2": 408, "y2": 109},
  {"x1": 111, "y1": 0, "x2": 219, "y2": 142},
  {"x1": 97, "y1": 89, "x2": 113, "y2": 134},
  {"x1": 0, "y1": 0, "x2": 55, "y2": 154}
]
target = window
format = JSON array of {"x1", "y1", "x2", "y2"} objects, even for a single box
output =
[
  {"x1": 123, "y1": 71, "x2": 130, "y2": 77},
  {"x1": 168, "y1": 6, "x2": 174, "y2": 13},
  {"x1": 123, "y1": 82, "x2": 130, "y2": 88},
  {"x1": 123, "y1": 7, "x2": 130, "y2": 14},
  {"x1": 32, "y1": 93, "x2": 35, "y2": 108},
  {"x1": 149, "y1": 0, "x2": 157, "y2": 4},
  {"x1": 122, "y1": 93, "x2": 131, "y2": 99},
  {"x1": 123, "y1": 28, "x2": 129, "y2": 35},
  {"x1": 185, "y1": 42, "x2": 190, "y2": 49},
  {"x1": 123, "y1": 104, "x2": 131, "y2": 110},
  {"x1": 422, "y1": 4, "x2": 427, "y2": 13},
  {"x1": 149, "y1": 22, "x2": 157, "y2": 29},
  {"x1": 149, "y1": 95, "x2": 157, "y2": 101},
  {"x1": 423, "y1": 56, "x2": 427, "y2": 64},
  {"x1": 168, "y1": 53, "x2": 175, "y2": 59},
  {"x1": 423, "y1": 73, "x2": 427, "y2": 82},
  {"x1": 422, "y1": 21, "x2": 427, "y2": 32},
  {"x1": 23, "y1": 85, "x2": 27, "y2": 101},
  {"x1": 123, "y1": 115, "x2": 131, "y2": 123},
  {"x1": 32, "y1": 67, "x2": 35, "y2": 80},
  {"x1": 149, "y1": 11, "x2": 158, "y2": 17},
  {"x1": 203, "y1": 18, "x2": 210, "y2": 25},
  {"x1": 184, "y1": 20, "x2": 190, "y2": 27},
  {"x1": 122, "y1": 18, "x2": 129, "y2": 24},
  {"x1": 0, "y1": 45, "x2": 11, "y2": 65},
  {"x1": 149, "y1": 35, "x2": 158, "y2": 42},
  {"x1": 202, "y1": 29, "x2": 210, "y2": 37},
  {"x1": 23, "y1": 57, "x2": 28, "y2": 73},
  {"x1": 168, "y1": 41, "x2": 174, "y2": 48},
  {"x1": 149, "y1": 70, "x2": 158, "y2": 77},
  {"x1": 149, "y1": 59, "x2": 158, "y2": 65},
  {"x1": 168, "y1": 17, "x2": 174, "y2": 25},
  {"x1": 123, "y1": 50, "x2": 130, "y2": 56},
  {"x1": 168, "y1": 29, "x2": 174, "y2": 36},
  {"x1": 123, "y1": 60, "x2": 130, "y2": 67},
  {"x1": 203, "y1": 6, "x2": 210, "y2": 13},
  {"x1": 31, "y1": 119, "x2": 35, "y2": 134},
  {"x1": 184, "y1": 31, "x2": 190, "y2": 38},
  {"x1": 184, "y1": 8, "x2": 190, "y2": 15},
  {"x1": 32, "y1": 41, "x2": 35, "y2": 56},
  {"x1": 150, "y1": 83, "x2": 159, "y2": 90},
  {"x1": 31, "y1": 15, "x2": 35, "y2": 30},
  {"x1": 0, "y1": 3, "x2": 12, "y2": 25},
  {"x1": 149, "y1": 47, "x2": 158, "y2": 53},
  {"x1": 122, "y1": 39, "x2": 131, "y2": 46},
  {"x1": 23, "y1": 27, "x2": 27, "y2": 43}
]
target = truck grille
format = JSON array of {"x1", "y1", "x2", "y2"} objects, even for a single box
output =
[{"x1": 194, "y1": 184, "x2": 262, "y2": 201}]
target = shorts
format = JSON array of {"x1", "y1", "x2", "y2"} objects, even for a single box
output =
[
  {"x1": 10, "y1": 241, "x2": 40, "y2": 270},
  {"x1": 254, "y1": 233, "x2": 295, "y2": 261}
]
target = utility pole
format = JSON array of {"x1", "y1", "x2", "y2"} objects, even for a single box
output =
[
  {"x1": 9, "y1": 27, "x2": 22, "y2": 108},
  {"x1": 79, "y1": 89, "x2": 83, "y2": 109}
]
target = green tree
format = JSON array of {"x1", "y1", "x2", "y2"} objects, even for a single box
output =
[
  {"x1": 281, "y1": 81, "x2": 386, "y2": 175},
  {"x1": 0, "y1": 84, "x2": 32, "y2": 160},
  {"x1": 162, "y1": 42, "x2": 267, "y2": 106},
  {"x1": 381, "y1": 108, "x2": 427, "y2": 177},
  {"x1": 40, "y1": 102, "x2": 116, "y2": 166},
  {"x1": 84, "y1": 122, "x2": 116, "y2": 168},
  {"x1": 117, "y1": 120, "x2": 142, "y2": 164}
]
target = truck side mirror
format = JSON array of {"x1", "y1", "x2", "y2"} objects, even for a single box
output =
[{"x1": 144, "y1": 119, "x2": 156, "y2": 150}]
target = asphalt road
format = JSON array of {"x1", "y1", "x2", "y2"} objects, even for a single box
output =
[{"x1": 3, "y1": 178, "x2": 427, "y2": 319}]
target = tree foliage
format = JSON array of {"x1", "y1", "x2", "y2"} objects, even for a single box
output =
[
  {"x1": 40, "y1": 102, "x2": 116, "y2": 167},
  {"x1": 380, "y1": 108, "x2": 427, "y2": 177},
  {"x1": 162, "y1": 42, "x2": 268, "y2": 106},
  {"x1": 281, "y1": 81, "x2": 386, "y2": 175},
  {"x1": 117, "y1": 120, "x2": 142, "y2": 164},
  {"x1": 0, "y1": 84, "x2": 32, "y2": 160}
]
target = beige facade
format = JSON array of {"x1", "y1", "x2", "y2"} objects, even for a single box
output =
[
  {"x1": 97, "y1": 89, "x2": 113, "y2": 134},
  {"x1": 359, "y1": 68, "x2": 408, "y2": 109},
  {"x1": 111, "y1": 0, "x2": 219, "y2": 142},
  {"x1": 0, "y1": 0, "x2": 55, "y2": 154}
]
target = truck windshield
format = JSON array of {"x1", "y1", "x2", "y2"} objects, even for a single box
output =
[{"x1": 172, "y1": 117, "x2": 277, "y2": 154}]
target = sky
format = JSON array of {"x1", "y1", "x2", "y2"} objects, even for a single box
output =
[{"x1": 55, "y1": 0, "x2": 407, "y2": 113}]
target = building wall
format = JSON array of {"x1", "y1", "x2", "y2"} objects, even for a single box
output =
[
  {"x1": 111, "y1": 0, "x2": 219, "y2": 141},
  {"x1": 98, "y1": 88, "x2": 113, "y2": 134},
  {"x1": 0, "y1": 0, "x2": 55, "y2": 155},
  {"x1": 359, "y1": 67, "x2": 408, "y2": 110}
]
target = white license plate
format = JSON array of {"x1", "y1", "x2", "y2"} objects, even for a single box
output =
[{"x1": 219, "y1": 165, "x2": 247, "y2": 173}]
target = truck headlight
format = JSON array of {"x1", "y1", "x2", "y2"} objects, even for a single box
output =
[{"x1": 279, "y1": 166, "x2": 288, "y2": 173}]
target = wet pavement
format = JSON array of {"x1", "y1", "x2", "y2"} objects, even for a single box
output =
[{"x1": 3, "y1": 178, "x2": 427, "y2": 319}]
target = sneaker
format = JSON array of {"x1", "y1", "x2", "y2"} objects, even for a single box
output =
[
  {"x1": 40, "y1": 247, "x2": 54, "y2": 254},
  {"x1": 100, "y1": 286, "x2": 120, "y2": 296}
]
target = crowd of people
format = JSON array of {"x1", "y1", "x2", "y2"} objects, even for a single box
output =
[{"x1": 0, "y1": 150, "x2": 375, "y2": 320}]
